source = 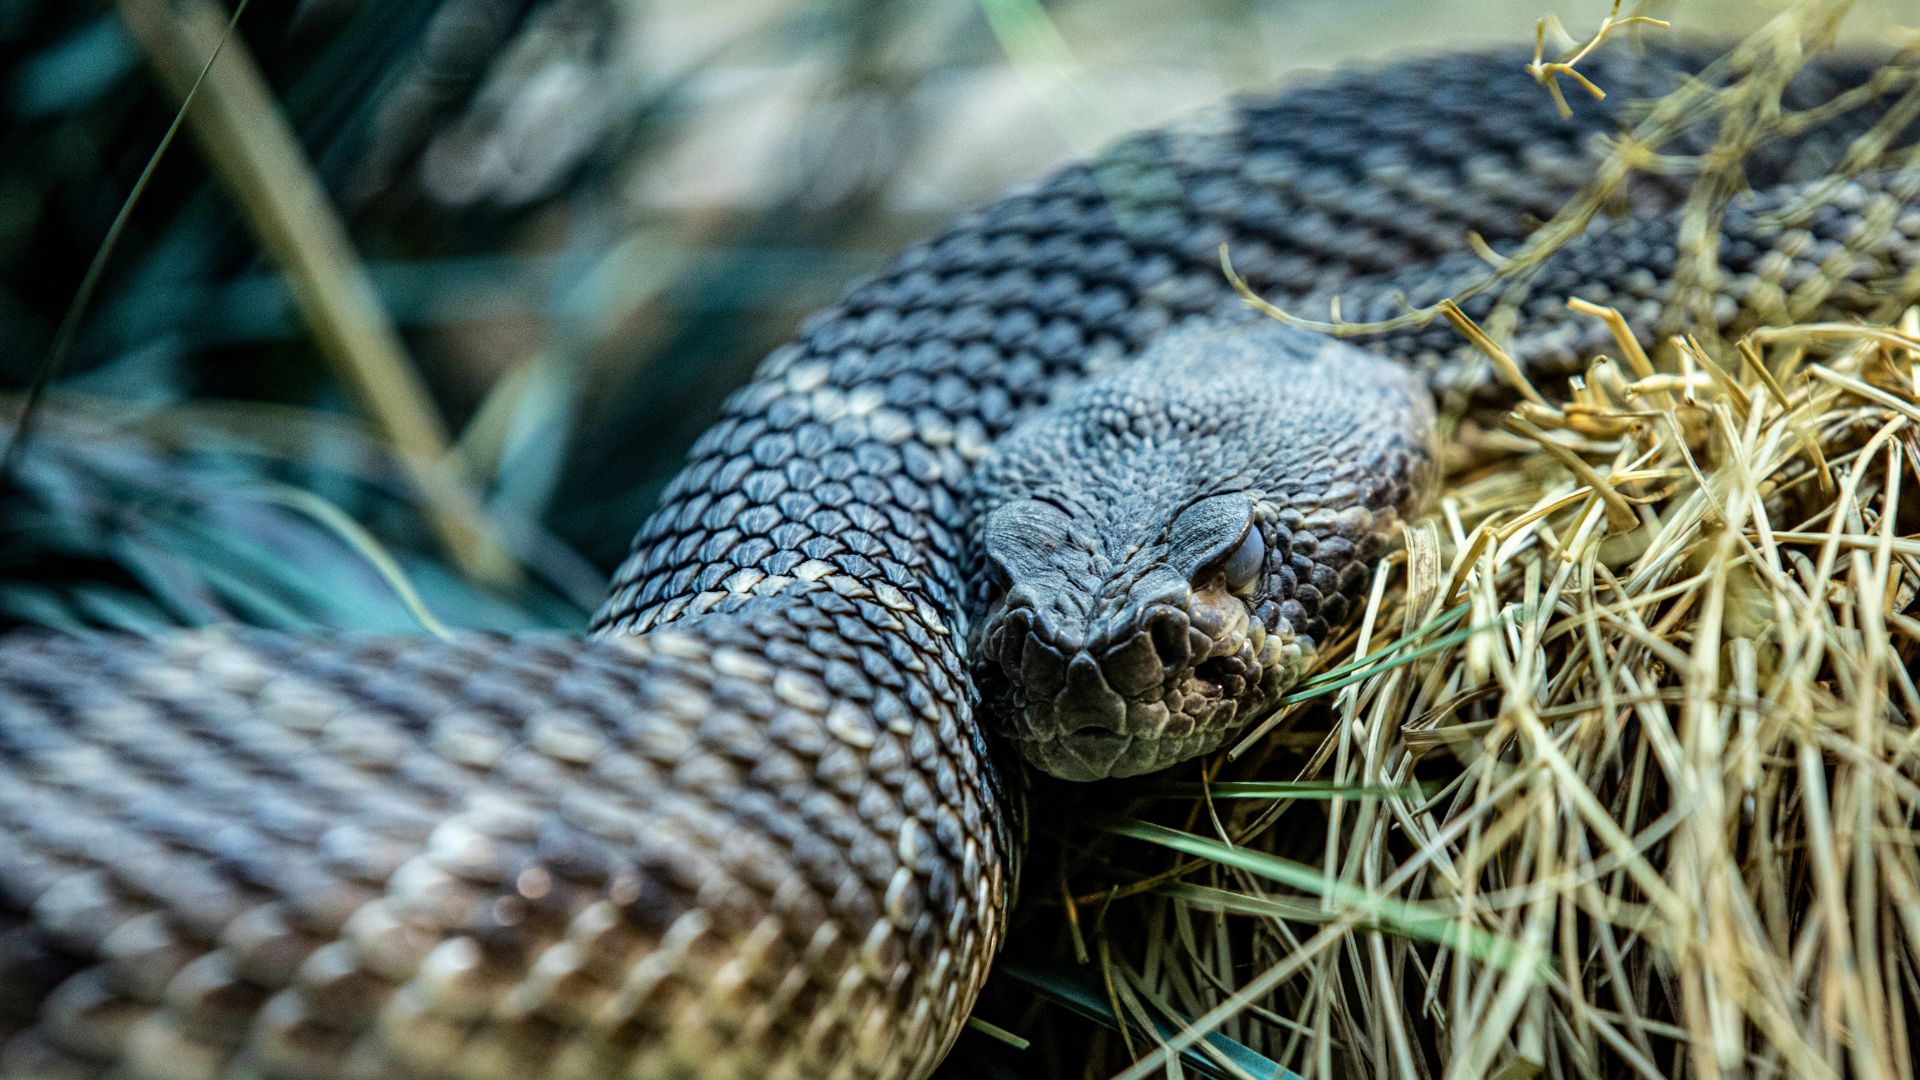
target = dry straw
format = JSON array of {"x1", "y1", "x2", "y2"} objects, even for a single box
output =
[{"x1": 1062, "y1": 4, "x2": 1920, "y2": 1077}]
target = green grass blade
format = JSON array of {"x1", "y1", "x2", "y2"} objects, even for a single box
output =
[{"x1": 1100, "y1": 818, "x2": 1541, "y2": 975}]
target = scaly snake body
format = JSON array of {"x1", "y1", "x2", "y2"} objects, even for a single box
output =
[{"x1": 1, "y1": 44, "x2": 1915, "y2": 1079}]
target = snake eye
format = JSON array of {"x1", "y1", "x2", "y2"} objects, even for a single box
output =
[
  {"x1": 1168, "y1": 493, "x2": 1260, "y2": 592},
  {"x1": 1217, "y1": 525, "x2": 1265, "y2": 595}
]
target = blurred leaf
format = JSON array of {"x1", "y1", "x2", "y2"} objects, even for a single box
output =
[{"x1": 11, "y1": 15, "x2": 138, "y2": 119}]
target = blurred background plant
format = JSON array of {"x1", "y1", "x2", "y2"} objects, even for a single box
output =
[{"x1": 1, "y1": 0, "x2": 1915, "y2": 1075}]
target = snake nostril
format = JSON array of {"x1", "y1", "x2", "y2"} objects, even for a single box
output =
[
  {"x1": 1147, "y1": 608, "x2": 1191, "y2": 670},
  {"x1": 992, "y1": 607, "x2": 1032, "y2": 660},
  {"x1": 1194, "y1": 656, "x2": 1235, "y2": 686}
]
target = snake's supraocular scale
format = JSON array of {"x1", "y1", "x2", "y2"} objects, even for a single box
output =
[{"x1": 0, "y1": 44, "x2": 1914, "y2": 1079}]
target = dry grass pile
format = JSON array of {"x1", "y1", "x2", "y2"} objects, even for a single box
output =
[{"x1": 1044, "y1": 5, "x2": 1920, "y2": 1078}]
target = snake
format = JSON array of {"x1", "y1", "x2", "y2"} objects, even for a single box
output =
[{"x1": 0, "y1": 40, "x2": 1914, "y2": 1080}]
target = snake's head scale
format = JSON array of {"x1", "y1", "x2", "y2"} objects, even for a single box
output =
[{"x1": 968, "y1": 322, "x2": 1434, "y2": 781}]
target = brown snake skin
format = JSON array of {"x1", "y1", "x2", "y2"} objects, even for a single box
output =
[{"x1": 1, "y1": 44, "x2": 1917, "y2": 1079}]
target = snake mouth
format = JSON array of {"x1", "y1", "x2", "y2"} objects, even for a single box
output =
[
  {"x1": 1058, "y1": 725, "x2": 1136, "y2": 778},
  {"x1": 983, "y1": 598, "x2": 1307, "y2": 781},
  {"x1": 1024, "y1": 712, "x2": 1213, "y2": 780}
]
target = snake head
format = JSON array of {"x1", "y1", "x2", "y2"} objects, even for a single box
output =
[
  {"x1": 978, "y1": 490, "x2": 1306, "y2": 780},
  {"x1": 967, "y1": 321, "x2": 1433, "y2": 781}
]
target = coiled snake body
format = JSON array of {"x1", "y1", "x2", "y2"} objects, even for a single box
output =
[{"x1": 0, "y1": 44, "x2": 1914, "y2": 1079}]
